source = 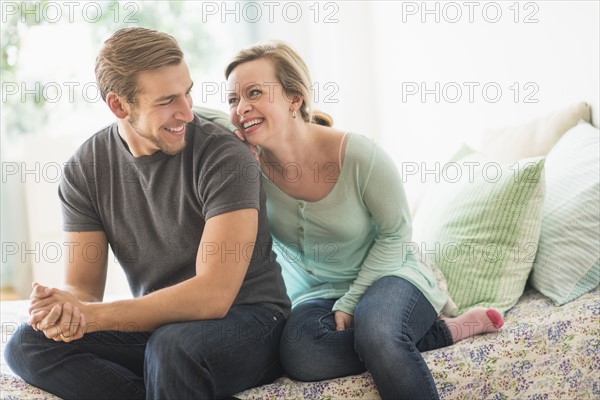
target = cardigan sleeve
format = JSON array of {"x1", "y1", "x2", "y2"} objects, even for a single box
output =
[{"x1": 333, "y1": 141, "x2": 414, "y2": 315}]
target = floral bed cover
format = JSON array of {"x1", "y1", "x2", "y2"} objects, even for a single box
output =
[{"x1": 1, "y1": 287, "x2": 598, "y2": 400}]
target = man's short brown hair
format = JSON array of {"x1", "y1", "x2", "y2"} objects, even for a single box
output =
[{"x1": 95, "y1": 27, "x2": 183, "y2": 103}]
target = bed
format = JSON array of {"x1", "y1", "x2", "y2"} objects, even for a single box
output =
[{"x1": 1, "y1": 287, "x2": 598, "y2": 399}]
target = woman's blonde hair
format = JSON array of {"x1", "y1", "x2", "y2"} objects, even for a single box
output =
[
  {"x1": 95, "y1": 27, "x2": 183, "y2": 103},
  {"x1": 225, "y1": 41, "x2": 333, "y2": 127}
]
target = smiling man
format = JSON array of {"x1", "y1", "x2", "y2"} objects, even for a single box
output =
[{"x1": 4, "y1": 28, "x2": 290, "y2": 400}]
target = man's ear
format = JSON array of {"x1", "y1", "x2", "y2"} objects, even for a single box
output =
[{"x1": 106, "y1": 92, "x2": 130, "y2": 119}]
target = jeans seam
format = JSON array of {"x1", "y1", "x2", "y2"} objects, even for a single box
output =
[
  {"x1": 255, "y1": 317, "x2": 286, "y2": 384},
  {"x1": 400, "y1": 289, "x2": 420, "y2": 341},
  {"x1": 401, "y1": 289, "x2": 439, "y2": 400}
]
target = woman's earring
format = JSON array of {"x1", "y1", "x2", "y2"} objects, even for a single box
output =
[{"x1": 292, "y1": 110, "x2": 297, "y2": 119}]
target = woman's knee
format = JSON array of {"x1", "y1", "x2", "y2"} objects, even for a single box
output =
[
  {"x1": 354, "y1": 278, "x2": 402, "y2": 339},
  {"x1": 354, "y1": 277, "x2": 416, "y2": 354}
]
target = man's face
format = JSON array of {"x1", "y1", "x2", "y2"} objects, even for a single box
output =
[{"x1": 123, "y1": 61, "x2": 194, "y2": 156}]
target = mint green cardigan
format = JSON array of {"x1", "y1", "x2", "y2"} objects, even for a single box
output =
[
  {"x1": 194, "y1": 107, "x2": 446, "y2": 315},
  {"x1": 263, "y1": 133, "x2": 446, "y2": 315}
]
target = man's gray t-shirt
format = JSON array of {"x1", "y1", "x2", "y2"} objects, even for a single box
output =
[{"x1": 58, "y1": 115, "x2": 290, "y2": 316}]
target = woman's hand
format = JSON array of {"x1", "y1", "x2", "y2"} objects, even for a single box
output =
[
  {"x1": 233, "y1": 129, "x2": 259, "y2": 161},
  {"x1": 334, "y1": 310, "x2": 354, "y2": 331}
]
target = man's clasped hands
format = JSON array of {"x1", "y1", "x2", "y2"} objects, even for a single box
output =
[{"x1": 27, "y1": 283, "x2": 88, "y2": 343}]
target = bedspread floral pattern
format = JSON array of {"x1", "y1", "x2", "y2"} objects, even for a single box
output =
[{"x1": 1, "y1": 287, "x2": 598, "y2": 399}]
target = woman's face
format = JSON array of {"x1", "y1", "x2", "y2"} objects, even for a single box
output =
[{"x1": 227, "y1": 58, "x2": 295, "y2": 145}]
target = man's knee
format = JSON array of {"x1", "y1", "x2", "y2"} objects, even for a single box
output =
[
  {"x1": 145, "y1": 324, "x2": 184, "y2": 362},
  {"x1": 145, "y1": 321, "x2": 218, "y2": 368},
  {"x1": 4, "y1": 324, "x2": 49, "y2": 376}
]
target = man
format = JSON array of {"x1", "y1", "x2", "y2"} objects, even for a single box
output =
[{"x1": 4, "y1": 27, "x2": 291, "y2": 399}]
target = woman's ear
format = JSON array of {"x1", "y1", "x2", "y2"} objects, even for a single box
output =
[
  {"x1": 290, "y1": 94, "x2": 304, "y2": 110},
  {"x1": 106, "y1": 92, "x2": 130, "y2": 119}
]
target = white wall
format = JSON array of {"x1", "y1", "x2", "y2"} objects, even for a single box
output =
[
  {"x1": 2, "y1": 1, "x2": 598, "y2": 298},
  {"x1": 19, "y1": 134, "x2": 131, "y2": 298},
  {"x1": 255, "y1": 0, "x2": 599, "y2": 205},
  {"x1": 255, "y1": 1, "x2": 381, "y2": 141}
]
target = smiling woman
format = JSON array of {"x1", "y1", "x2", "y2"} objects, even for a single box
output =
[{"x1": 227, "y1": 58, "x2": 293, "y2": 146}]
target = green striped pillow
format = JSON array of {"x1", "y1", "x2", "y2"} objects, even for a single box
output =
[
  {"x1": 530, "y1": 122, "x2": 600, "y2": 305},
  {"x1": 413, "y1": 155, "x2": 545, "y2": 315}
]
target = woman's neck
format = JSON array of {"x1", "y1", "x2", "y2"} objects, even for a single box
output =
[{"x1": 259, "y1": 122, "x2": 318, "y2": 167}]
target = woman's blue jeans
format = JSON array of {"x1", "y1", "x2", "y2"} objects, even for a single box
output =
[
  {"x1": 4, "y1": 304, "x2": 285, "y2": 400},
  {"x1": 279, "y1": 276, "x2": 453, "y2": 400}
]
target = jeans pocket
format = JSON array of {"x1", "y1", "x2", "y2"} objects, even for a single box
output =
[{"x1": 318, "y1": 311, "x2": 337, "y2": 332}]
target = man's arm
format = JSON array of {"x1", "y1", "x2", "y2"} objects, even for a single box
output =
[
  {"x1": 30, "y1": 231, "x2": 109, "y2": 304},
  {"x1": 88, "y1": 208, "x2": 258, "y2": 330},
  {"x1": 28, "y1": 231, "x2": 108, "y2": 338},
  {"x1": 63, "y1": 231, "x2": 110, "y2": 302},
  {"x1": 31, "y1": 208, "x2": 258, "y2": 335}
]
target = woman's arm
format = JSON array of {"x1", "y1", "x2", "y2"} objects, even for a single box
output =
[{"x1": 332, "y1": 141, "x2": 415, "y2": 316}]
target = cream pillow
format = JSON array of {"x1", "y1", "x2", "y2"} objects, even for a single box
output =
[{"x1": 481, "y1": 102, "x2": 590, "y2": 164}]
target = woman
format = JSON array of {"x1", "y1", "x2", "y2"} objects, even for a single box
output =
[{"x1": 213, "y1": 41, "x2": 503, "y2": 399}]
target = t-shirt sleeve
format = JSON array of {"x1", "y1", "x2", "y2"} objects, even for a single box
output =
[
  {"x1": 332, "y1": 141, "x2": 413, "y2": 315},
  {"x1": 58, "y1": 159, "x2": 104, "y2": 232},
  {"x1": 198, "y1": 135, "x2": 262, "y2": 220}
]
